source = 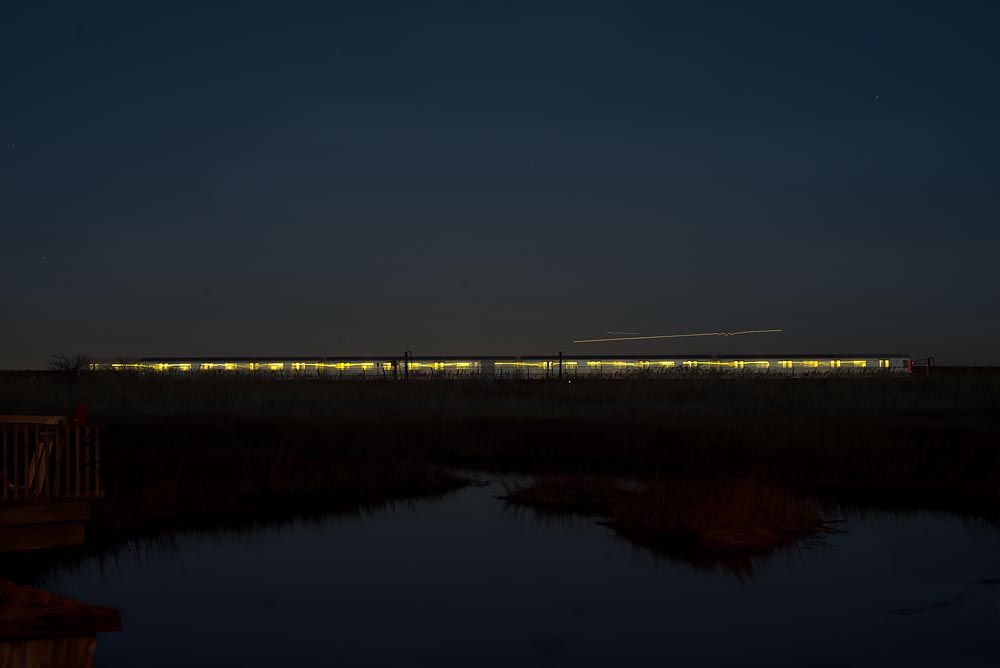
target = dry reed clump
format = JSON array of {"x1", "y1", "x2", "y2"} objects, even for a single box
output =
[
  {"x1": 499, "y1": 477, "x2": 626, "y2": 515},
  {"x1": 605, "y1": 478, "x2": 827, "y2": 551},
  {"x1": 502, "y1": 476, "x2": 828, "y2": 555}
]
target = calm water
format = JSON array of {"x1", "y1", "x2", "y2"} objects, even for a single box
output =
[{"x1": 37, "y1": 482, "x2": 1000, "y2": 667}]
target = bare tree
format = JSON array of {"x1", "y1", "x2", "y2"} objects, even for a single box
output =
[
  {"x1": 46, "y1": 353, "x2": 93, "y2": 376},
  {"x1": 46, "y1": 353, "x2": 93, "y2": 413}
]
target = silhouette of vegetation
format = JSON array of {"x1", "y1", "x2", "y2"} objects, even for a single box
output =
[
  {"x1": 0, "y1": 371, "x2": 997, "y2": 517},
  {"x1": 43, "y1": 353, "x2": 93, "y2": 411},
  {"x1": 502, "y1": 476, "x2": 831, "y2": 578},
  {"x1": 604, "y1": 478, "x2": 827, "y2": 550},
  {"x1": 44, "y1": 353, "x2": 92, "y2": 376},
  {"x1": 91, "y1": 423, "x2": 468, "y2": 534}
]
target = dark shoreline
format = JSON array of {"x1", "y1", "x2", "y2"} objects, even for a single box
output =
[
  {"x1": 98, "y1": 409, "x2": 1000, "y2": 512},
  {"x1": 0, "y1": 372, "x2": 996, "y2": 579}
]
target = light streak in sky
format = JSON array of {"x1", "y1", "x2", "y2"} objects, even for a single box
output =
[{"x1": 573, "y1": 329, "x2": 783, "y2": 343}]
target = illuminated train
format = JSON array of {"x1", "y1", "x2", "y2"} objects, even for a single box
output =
[{"x1": 91, "y1": 354, "x2": 913, "y2": 377}]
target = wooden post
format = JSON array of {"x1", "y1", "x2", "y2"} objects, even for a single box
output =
[
  {"x1": 52, "y1": 428, "x2": 61, "y2": 500},
  {"x1": 12, "y1": 427, "x2": 18, "y2": 501},
  {"x1": 41, "y1": 426, "x2": 49, "y2": 499},
  {"x1": 23, "y1": 427, "x2": 32, "y2": 499},
  {"x1": 18, "y1": 426, "x2": 23, "y2": 500},
  {"x1": 558, "y1": 351, "x2": 564, "y2": 381},
  {"x1": 46, "y1": 426, "x2": 52, "y2": 499},
  {"x1": 32, "y1": 425, "x2": 40, "y2": 499},
  {"x1": 24, "y1": 426, "x2": 30, "y2": 499},
  {"x1": 21, "y1": 427, "x2": 27, "y2": 499},
  {"x1": 74, "y1": 428, "x2": 81, "y2": 499},
  {"x1": 82, "y1": 428, "x2": 90, "y2": 498},
  {"x1": 93, "y1": 429, "x2": 101, "y2": 498},
  {"x1": 63, "y1": 426, "x2": 71, "y2": 498}
]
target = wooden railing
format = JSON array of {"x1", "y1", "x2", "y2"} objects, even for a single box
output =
[{"x1": 0, "y1": 417, "x2": 103, "y2": 501}]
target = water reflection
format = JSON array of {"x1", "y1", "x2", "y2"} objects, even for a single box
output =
[{"x1": 4, "y1": 482, "x2": 998, "y2": 667}]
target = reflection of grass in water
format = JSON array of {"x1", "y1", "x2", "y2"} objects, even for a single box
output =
[
  {"x1": 502, "y1": 476, "x2": 834, "y2": 578},
  {"x1": 609, "y1": 523, "x2": 832, "y2": 581},
  {"x1": 3, "y1": 484, "x2": 465, "y2": 587},
  {"x1": 0, "y1": 423, "x2": 470, "y2": 585}
]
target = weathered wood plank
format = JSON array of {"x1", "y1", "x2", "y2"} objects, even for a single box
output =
[
  {"x1": 0, "y1": 502, "x2": 90, "y2": 528},
  {"x1": 0, "y1": 580, "x2": 121, "y2": 639},
  {"x1": 2, "y1": 428, "x2": 6, "y2": 501},
  {"x1": 0, "y1": 416, "x2": 66, "y2": 426},
  {"x1": 0, "y1": 635, "x2": 97, "y2": 668},
  {"x1": 0, "y1": 521, "x2": 86, "y2": 553}
]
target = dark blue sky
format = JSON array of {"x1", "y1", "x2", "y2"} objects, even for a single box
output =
[{"x1": 3, "y1": 1, "x2": 998, "y2": 365}]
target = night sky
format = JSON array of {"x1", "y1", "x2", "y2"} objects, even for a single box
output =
[{"x1": 3, "y1": 1, "x2": 998, "y2": 366}]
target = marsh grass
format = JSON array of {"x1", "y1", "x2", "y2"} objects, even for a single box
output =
[
  {"x1": 502, "y1": 475, "x2": 832, "y2": 576},
  {"x1": 1, "y1": 370, "x2": 997, "y2": 515},
  {"x1": 3, "y1": 369, "x2": 999, "y2": 421},
  {"x1": 604, "y1": 478, "x2": 828, "y2": 551},
  {"x1": 0, "y1": 490, "x2": 460, "y2": 588}
]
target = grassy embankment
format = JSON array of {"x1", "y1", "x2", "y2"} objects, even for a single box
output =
[{"x1": 0, "y1": 369, "x2": 997, "y2": 548}]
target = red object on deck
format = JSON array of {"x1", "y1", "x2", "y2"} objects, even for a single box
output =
[{"x1": 70, "y1": 403, "x2": 88, "y2": 426}]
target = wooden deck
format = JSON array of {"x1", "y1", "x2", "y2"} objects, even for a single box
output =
[
  {"x1": 0, "y1": 501, "x2": 90, "y2": 552},
  {"x1": 0, "y1": 417, "x2": 104, "y2": 552},
  {"x1": 0, "y1": 419, "x2": 119, "y2": 667},
  {"x1": 0, "y1": 417, "x2": 103, "y2": 502},
  {"x1": 0, "y1": 580, "x2": 121, "y2": 668}
]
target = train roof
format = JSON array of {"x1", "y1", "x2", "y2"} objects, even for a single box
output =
[{"x1": 122, "y1": 353, "x2": 912, "y2": 363}]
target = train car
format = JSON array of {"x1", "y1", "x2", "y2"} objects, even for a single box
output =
[{"x1": 91, "y1": 354, "x2": 913, "y2": 378}]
